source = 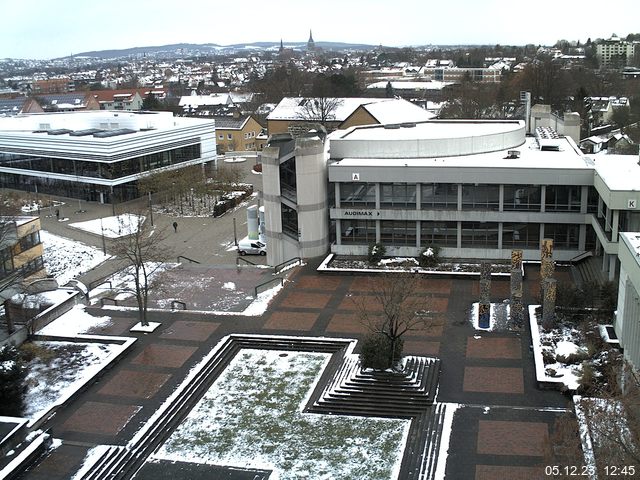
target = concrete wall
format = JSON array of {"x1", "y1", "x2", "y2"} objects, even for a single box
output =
[
  {"x1": 530, "y1": 104, "x2": 580, "y2": 144},
  {"x1": 261, "y1": 144, "x2": 285, "y2": 265},
  {"x1": 616, "y1": 234, "x2": 640, "y2": 370}
]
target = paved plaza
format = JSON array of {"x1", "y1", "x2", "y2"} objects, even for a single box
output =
[{"x1": 16, "y1": 257, "x2": 569, "y2": 480}]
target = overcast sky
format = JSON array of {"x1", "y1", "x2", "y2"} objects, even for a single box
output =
[{"x1": 1, "y1": 0, "x2": 637, "y2": 59}]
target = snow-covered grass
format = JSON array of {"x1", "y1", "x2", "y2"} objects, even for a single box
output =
[
  {"x1": 22, "y1": 340, "x2": 122, "y2": 419},
  {"x1": 37, "y1": 304, "x2": 112, "y2": 336},
  {"x1": 89, "y1": 262, "x2": 176, "y2": 302},
  {"x1": 40, "y1": 231, "x2": 110, "y2": 286},
  {"x1": 69, "y1": 214, "x2": 145, "y2": 238},
  {"x1": 154, "y1": 349, "x2": 410, "y2": 480}
]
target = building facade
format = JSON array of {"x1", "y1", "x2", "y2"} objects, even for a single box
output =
[
  {"x1": 0, "y1": 111, "x2": 216, "y2": 203},
  {"x1": 262, "y1": 120, "x2": 640, "y2": 281},
  {"x1": 596, "y1": 36, "x2": 639, "y2": 69},
  {"x1": 0, "y1": 216, "x2": 45, "y2": 289}
]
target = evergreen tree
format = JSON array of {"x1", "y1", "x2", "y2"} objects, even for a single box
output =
[{"x1": 0, "y1": 345, "x2": 26, "y2": 416}]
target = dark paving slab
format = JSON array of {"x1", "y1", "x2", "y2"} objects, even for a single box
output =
[
  {"x1": 98, "y1": 370, "x2": 171, "y2": 399},
  {"x1": 61, "y1": 402, "x2": 141, "y2": 435},
  {"x1": 279, "y1": 291, "x2": 332, "y2": 309},
  {"x1": 159, "y1": 320, "x2": 220, "y2": 341},
  {"x1": 475, "y1": 465, "x2": 544, "y2": 480},
  {"x1": 263, "y1": 311, "x2": 319, "y2": 330},
  {"x1": 403, "y1": 339, "x2": 440, "y2": 356},
  {"x1": 19, "y1": 443, "x2": 90, "y2": 480},
  {"x1": 466, "y1": 337, "x2": 522, "y2": 359},
  {"x1": 477, "y1": 420, "x2": 548, "y2": 456},
  {"x1": 463, "y1": 367, "x2": 525, "y2": 394},
  {"x1": 131, "y1": 344, "x2": 198, "y2": 368}
]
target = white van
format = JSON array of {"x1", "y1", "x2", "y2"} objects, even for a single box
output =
[{"x1": 238, "y1": 238, "x2": 266, "y2": 256}]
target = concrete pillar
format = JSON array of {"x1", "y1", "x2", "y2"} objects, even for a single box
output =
[
  {"x1": 247, "y1": 205, "x2": 259, "y2": 240},
  {"x1": 542, "y1": 278, "x2": 557, "y2": 330},
  {"x1": 498, "y1": 185, "x2": 504, "y2": 212},
  {"x1": 609, "y1": 255, "x2": 617, "y2": 281},
  {"x1": 457, "y1": 184, "x2": 462, "y2": 211},
  {"x1": 540, "y1": 185, "x2": 546, "y2": 213},
  {"x1": 479, "y1": 262, "x2": 492, "y2": 328},
  {"x1": 580, "y1": 185, "x2": 589, "y2": 214},
  {"x1": 510, "y1": 249, "x2": 524, "y2": 327},
  {"x1": 612, "y1": 210, "x2": 620, "y2": 240}
]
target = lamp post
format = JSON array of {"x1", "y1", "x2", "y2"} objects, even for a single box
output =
[
  {"x1": 100, "y1": 217, "x2": 107, "y2": 255},
  {"x1": 148, "y1": 191, "x2": 154, "y2": 226}
]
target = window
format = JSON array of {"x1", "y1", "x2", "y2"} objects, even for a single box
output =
[
  {"x1": 218, "y1": 134, "x2": 223, "y2": 140},
  {"x1": 502, "y1": 223, "x2": 540, "y2": 249},
  {"x1": 503, "y1": 185, "x2": 541, "y2": 211},
  {"x1": 461, "y1": 184, "x2": 499, "y2": 210},
  {"x1": 380, "y1": 183, "x2": 416, "y2": 208},
  {"x1": 421, "y1": 183, "x2": 458, "y2": 209},
  {"x1": 339, "y1": 183, "x2": 376, "y2": 208},
  {"x1": 281, "y1": 204, "x2": 298, "y2": 238},
  {"x1": 421, "y1": 221, "x2": 457, "y2": 247},
  {"x1": 544, "y1": 223, "x2": 579, "y2": 249},
  {"x1": 341, "y1": 219, "x2": 376, "y2": 244},
  {"x1": 461, "y1": 222, "x2": 499, "y2": 248},
  {"x1": 545, "y1": 185, "x2": 581, "y2": 212},
  {"x1": 19, "y1": 231, "x2": 40, "y2": 252},
  {"x1": 227, "y1": 133, "x2": 233, "y2": 140},
  {"x1": 380, "y1": 221, "x2": 417, "y2": 246}
]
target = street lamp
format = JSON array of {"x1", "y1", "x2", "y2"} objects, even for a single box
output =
[{"x1": 148, "y1": 191, "x2": 154, "y2": 226}]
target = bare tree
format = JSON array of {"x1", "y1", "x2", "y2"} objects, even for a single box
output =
[
  {"x1": 354, "y1": 272, "x2": 434, "y2": 369},
  {"x1": 110, "y1": 214, "x2": 171, "y2": 326},
  {"x1": 299, "y1": 96, "x2": 343, "y2": 130}
]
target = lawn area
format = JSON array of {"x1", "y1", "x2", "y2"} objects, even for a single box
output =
[{"x1": 154, "y1": 349, "x2": 410, "y2": 480}]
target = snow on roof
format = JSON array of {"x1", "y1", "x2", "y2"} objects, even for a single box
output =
[
  {"x1": 179, "y1": 94, "x2": 232, "y2": 107},
  {"x1": 267, "y1": 97, "x2": 391, "y2": 122},
  {"x1": 593, "y1": 154, "x2": 640, "y2": 191},
  {"x1": 620, "y1": 233, "x2": 640, "y2": 269},
  {"x1": 360, "y1": 100, "x2": 435, "y2": 124},
  {"x1": 332, "y1": 136, "x2": 588, "y2": 171}
]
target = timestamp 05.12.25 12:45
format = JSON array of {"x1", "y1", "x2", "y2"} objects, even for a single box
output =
[{"x1": 545, "y1": 465, "x2": 636, "y2": 476}]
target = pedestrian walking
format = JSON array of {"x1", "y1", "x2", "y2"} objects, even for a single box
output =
[
  {"x1": 55, "y1": 208, "x2": 60, "y2": 220},
  {"x1": 173, "y1": 221, "x2": 178, "y2": 233}
]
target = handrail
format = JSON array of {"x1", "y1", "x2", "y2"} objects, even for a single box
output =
[
  {"x1": 254, "y1": 277, "x2": 283, "y2": 297},
  {"x1": 569, "y1": 251, "x2": 593, "y2": 265},
  {"x1": 273, "y1": 257, "x2": 301, "y2": 275},
  {"x1": 100, "y1": 297, "x2": 118, "y2": 307},
  {"x1": 171, "y1": 300, "x2": 187, "y2": 310},
  {"x1": 177, "y1": 255, "x2": 200, "y2": 264},
  {"x1": 236, "y1": 256, "x2": 258, "y2": 267}
]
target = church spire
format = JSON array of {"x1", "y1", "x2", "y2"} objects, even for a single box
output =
[
  {"x1": 279, "y1": 38, "x2": 284, "y2": 53},
  {"x1": 307, "y1": 29, "x2": 315, "y2": 51}
]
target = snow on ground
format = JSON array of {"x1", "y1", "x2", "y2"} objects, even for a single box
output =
[
  {"x1": 154, "y1": 349, "x2": 410, "y2": 480},
  {"x1": 89, "y1": 262, "x2": 176, "y2": 302},
  {"x1": 40, "y1": 231, "x2": 110, "y2": 286},
  {"x1": 222, "y1": 282, "x2": 236, "y2": 290},
  {"x1": 37, "y1": 305, "x2": 112, "y2": 336},
  {"x1": 434, "y1": 403, "x2": 461, "y2": 480},
  {"x1": 69, "y1": 214, "x2": 145, "y2": 238},
  {"x1": 22, "y1": 340, "x2": 121, "y2": 419}
]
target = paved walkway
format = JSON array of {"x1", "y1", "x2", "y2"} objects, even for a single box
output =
[{"x1": 17, "y1": 259, "x2": 571, "y2": 480}]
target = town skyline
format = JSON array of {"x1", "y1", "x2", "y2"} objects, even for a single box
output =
[{"x1": 1, "y1": 0, "x2": 638, "y2": 60}]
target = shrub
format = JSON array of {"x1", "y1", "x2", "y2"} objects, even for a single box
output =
[
  {"x1": 418, "y1": 245, "x2": 441, "y2": 269},
  {"x1": 0, "y1": 345, "x2": 27, "y2": 416},
  {"x1": 367, "y1": 243, "x2": 386, "y2": 265},
  {"x1": 253, "y1": 163, "x2": 263, "y2": 173},
  {"x1": 360, "y1": 333, "x2": 404, "y2": 370}
]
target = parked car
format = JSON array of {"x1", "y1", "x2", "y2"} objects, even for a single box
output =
[{"x1": 238, "y1": 238, "x2": 266, "y2": 256}]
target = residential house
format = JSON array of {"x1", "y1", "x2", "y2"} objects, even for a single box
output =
[
  {"x1": 0, "y1": 216, "x2": 45, "y2": 289},
  {"x1": 91, "y1": 88, "x2": 168, "y2": 111},
  {"x1": 210, "y1": 114, "x2": 264, "y2": 152}
]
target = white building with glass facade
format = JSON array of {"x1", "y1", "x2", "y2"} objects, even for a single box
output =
[
  {"x1": 262, "y1": 120, "x2": 640, "y2": 282},
  {"x1": 0, "y1": 111, "x2": 216, "y2": 203}
]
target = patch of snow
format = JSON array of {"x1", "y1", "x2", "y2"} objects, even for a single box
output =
[
  {"x1": 69, "y1": 214, "x2": 145, "y2": 238},
  {"x1": 469, "y1": 302, "x2": 510, "y2": 331},
  {"x1": 70, "y1": 445, "x2": 116, "y2": 480},
  {"x1": 37, "y1": 304, "x2": 112, "y2": 336},
  {"x1": 434, "y1": 403, "x2": 461, "y2": 480},
  {"x1": 130, "y1": 322, "x2": 161, "y2": 333},
  {"x1": 222, "y1": 282, "x2": 236, "y2": 291},
  {"x1": 40, "y1": 231, "x2": 110, "y2": 286}
]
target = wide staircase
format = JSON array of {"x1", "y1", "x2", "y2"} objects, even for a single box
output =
[
  {"x1": 78, "y1": 335, "x2": 445, "y2": 480},
  {"x1": 571, "y1": 255, "x2": 606, "y2": 287}
]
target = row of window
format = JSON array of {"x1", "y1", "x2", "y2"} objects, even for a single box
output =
[
  {"x1": 337, "y1": 183, "x2": 598, "y2": 213},
  {"x1": 340, "y1": 220, "x2": 587, "y2": 250},
  {"x1": 217, "y1": 131, "x2": 257, "y2": 141},
  {"x1": 0, "y1": 144, "x2": 201, "y2": 180}
]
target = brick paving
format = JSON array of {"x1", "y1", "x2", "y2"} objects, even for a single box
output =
[
  {"x1": 466, "y1": 337, "x2": 522, "y2": 359},
  {"x1": 131, "y1": 344, "x2": 198, "y2": 368},
  {"x1": 61, "y1": 402, "x2": 141, "y2": 435},
  {"x1": 476, "y1": 420, "x2": 549, "y2": 456},
  {"x1": 463, "y1": 367, "x2": 525, "y2": 394},
  {"x1": 98, "y1": 370, "x2": 172, "y2": 399},
  {"x1": 263, "y1": 311, "x2": 319, "y2": 330},
  {"x1": 475, "y1": 465, "x2": 544, "y2": 480},
  {"x1": 18, "y1": 260, "x2": 573, "y2": 480}
]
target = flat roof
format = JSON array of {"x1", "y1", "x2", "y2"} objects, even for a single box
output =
[
  {"x1": 621, "y1": 232, "x2": 640, "y2": 270},
  {"x1": 339, "y1": 120, "x2": 523, "y2": 141},
  {"x1": 331, "y1": 137, "x2": 588, "y2": 170},
  {"x1": 592, "y1": 154, "x2": 640, "y2": 191}
]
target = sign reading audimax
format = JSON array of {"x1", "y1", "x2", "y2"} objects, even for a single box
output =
[{"x1": 342, "y1": 210, "x2": 380, "y2": 217}]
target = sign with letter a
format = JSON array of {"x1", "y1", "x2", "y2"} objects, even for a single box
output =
[{"x1": 352, "y1": 173, "x2": 360, "y2": 181}]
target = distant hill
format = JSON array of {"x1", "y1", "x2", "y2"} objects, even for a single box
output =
[{"x1": 62, "y1": 41, "x2": 379, "y2": 60}]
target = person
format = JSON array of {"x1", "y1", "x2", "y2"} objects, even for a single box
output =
[
  {"x1": 55, "y1": 208, "x2": 60, "y2": 220},
  {"x1": 173, "y1": 221, "x2": 178, "y2": 233}
]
